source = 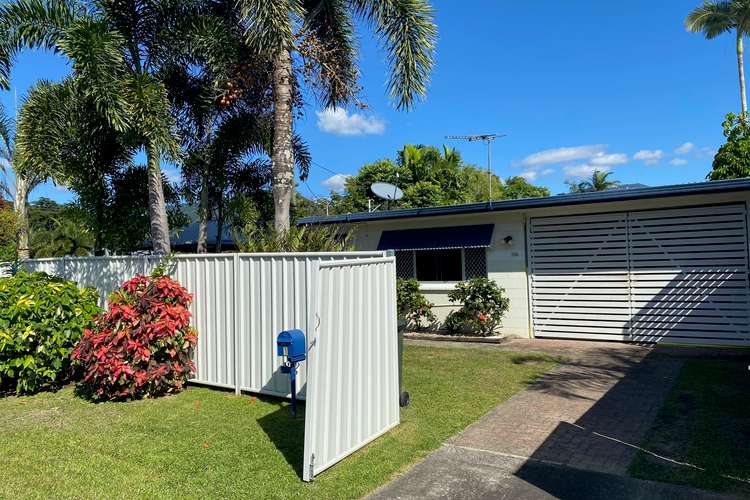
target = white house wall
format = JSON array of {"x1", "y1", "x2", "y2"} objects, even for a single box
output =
[{"x1": 348, "y1": 190, "x2": 750, "y2": 340}]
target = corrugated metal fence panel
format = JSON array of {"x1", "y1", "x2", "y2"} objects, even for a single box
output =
[
  {"x1": 0, "y1": 262, "x2": 10, "y2": 278},
  {"x1": 174, "y1": 255, "x2": 237, "y2": 388},
  {"x1": 628, "y1": 205, "x2": 750, "y2": 344},
  {"x1": 303, "y1": 256, "x2": 399, "y2": 481},
  {"x1": 20, "y1": 252, "x2": 385, "y2": 393},
  {"x1": 529, "y1": 212, "x2": 631, "y2": 341}
]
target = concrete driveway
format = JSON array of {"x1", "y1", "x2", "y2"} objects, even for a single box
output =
[{"x1": 369, "y1": 339, "x2": 745, "y2": 500}]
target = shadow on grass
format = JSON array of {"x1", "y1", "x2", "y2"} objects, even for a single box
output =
[{"x1": 256, "y1": 399, "x2": 306, "y2": 479}]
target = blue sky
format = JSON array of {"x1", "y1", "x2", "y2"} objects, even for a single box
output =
[{"x1": 1, "y1": 0, "x2": 742, "y2": 203}]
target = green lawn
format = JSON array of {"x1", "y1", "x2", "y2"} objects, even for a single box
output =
[
  {"x1": 0, "y1": 344, "x2": 556, "y2": 499},
  {"x1": 629, "y1": 359, "x2": 750, "y2": 495}
]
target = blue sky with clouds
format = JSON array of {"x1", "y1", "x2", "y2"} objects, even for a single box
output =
[{"x1": 1, "y1": 0, "x2": 742, "y2": 203}]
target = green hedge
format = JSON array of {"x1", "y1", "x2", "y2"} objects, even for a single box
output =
[{"x1": 0, "y1": 272, "x2": 101, "y2": 394}]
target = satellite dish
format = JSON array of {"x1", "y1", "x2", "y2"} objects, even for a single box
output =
[{"x1": 370, "y1": 182, "x2": 404, "y2": 201}]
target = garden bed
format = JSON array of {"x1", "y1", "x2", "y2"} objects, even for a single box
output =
[
  {"x1": 0, "y1": 344, "x2": 556, "y2": 498},
  {"x1": 403, "y1": 331, "x2": 508, "y2": 344}
]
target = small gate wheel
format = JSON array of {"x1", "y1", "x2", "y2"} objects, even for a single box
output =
[{"x1": 399, "y1": 391, "x2": 411, "y2": 407}]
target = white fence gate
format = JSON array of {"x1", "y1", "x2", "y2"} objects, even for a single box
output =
[
  {"x1": 303, "y1": 256, "x2": 399, "y2": 481},
  {"x1": 20, "y1": 252, "x2": 385, "y2": 398}
]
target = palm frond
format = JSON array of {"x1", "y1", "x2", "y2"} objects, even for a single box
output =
[
  {"x1": 123, "y1": 72, "x2": 178, "y2": 157},
  {"x1": 58, "y1": 18, "x2": 131, "y2": 131},
  {"x1": 686, "y1": 1, "x2": 735, "y2": 38},
  {"x1": 0, "y1": 0, "x2": 82, "y2": 89},
  {"x1": 237, "y1": 0, "x2": 303, "y2": 55},
  {"x1": 350, "y1": 0, "x2": 436, "y2": 110},
  {"x1": 301, "y1": 0, "x2": 358, "y2": 107}
]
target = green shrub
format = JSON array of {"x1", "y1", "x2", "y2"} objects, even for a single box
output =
[
  {"x1": 444, "y1": 278, "x2": 509, "y2": 337},
  {"x1": 396, "y1": 278, "x2": 435, "y2": 330},
  {"x1": 0, "y1": 272, "x2": 101, "y2": 394}
]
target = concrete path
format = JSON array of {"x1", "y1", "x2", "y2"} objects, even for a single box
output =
[
  {"x1": 369, "y1": 445, "x2": 735, "y2": 500},
  {"x1": 371, "y1": 339, "x2": 742, "y2": 499}
]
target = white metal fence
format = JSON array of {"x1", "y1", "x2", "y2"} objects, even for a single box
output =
[
  {"x1": 303, "y1": 256, "x2": 399, "y2": 481},
  {"x1": 20, "y1": 252, "x2": 386, "y2": 398}
]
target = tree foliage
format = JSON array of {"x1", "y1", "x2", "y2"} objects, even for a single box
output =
[
  {"x1": 566, "y1": 170, "x2": 620, "y2": 193},
  {"x1": 709, "y1": 112, "x2": 750, "y2": 180},
  {"x1": 320, "y1": 144, "x2": 550, "y2": 214}
]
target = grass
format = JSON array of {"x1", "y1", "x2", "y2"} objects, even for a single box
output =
[
  {"x1": 628, "y1": 359, "x2": 750, "y2": 495},
  {"x1": 0, "y1": 344, "x2": 556, "y2": 499}
]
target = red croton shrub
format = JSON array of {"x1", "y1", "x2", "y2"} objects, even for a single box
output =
[{"x1": 72, "y1": 274, "x2": 197, "y2": 400}]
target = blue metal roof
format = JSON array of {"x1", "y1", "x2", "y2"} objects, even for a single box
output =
[
  {"x1": 298, "y1": 178, "x2": 750, "y2": 225},
  {"x1": 377, "y1": 224, "x2": 494, "y2": 251}
]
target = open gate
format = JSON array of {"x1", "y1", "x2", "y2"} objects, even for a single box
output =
[{"x1": 302, "y1": 256, "x2": 399, "y2": 481}]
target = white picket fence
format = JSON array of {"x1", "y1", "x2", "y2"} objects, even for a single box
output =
[{"x1": 20, "y1": 252, "x2": 387, "y2": 399}]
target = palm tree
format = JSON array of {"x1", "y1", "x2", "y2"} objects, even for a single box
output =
[
  {"x1": 238, "y1": 0, "x2": 437, "y2": 231},
  {"x1": 567, "y1": 170, "x2": 620, "y2": 193},
  {"x1": 0, "y1": 0, "x2": 200, "y2": 254},
  {"x1": 687, "y1": 0, "x2": 750, "y2": 117}
]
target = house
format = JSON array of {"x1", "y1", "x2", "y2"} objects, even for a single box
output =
[{"x1": 299, "y1": 178, "x2": 750, "y2": 346}]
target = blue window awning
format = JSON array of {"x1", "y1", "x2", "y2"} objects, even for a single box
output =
[{"x1": 377, "y1": 224, "x2": 494, "y2": 251}]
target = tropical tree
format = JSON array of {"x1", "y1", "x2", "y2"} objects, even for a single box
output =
[
  {"x1": 709, "y1": 111, "x2": 750, "y2": 178},
  {"x1": 566, "y1": 170, "x2": 620, "y2": 193},
  {"x1": 237, "y1": 0, "x2": 437, "y2": 231},
  {"x1": 0, "y1": 102, "x2": 12, "y2": 200},
  {"x1": 687, "y1": 0, "x2": 750, "y2": 117},
  {"x1": 0, "y1": 0, "x2": 205, "y2": 254}
]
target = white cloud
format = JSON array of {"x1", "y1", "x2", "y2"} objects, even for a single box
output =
[
  {"x1": 590, "y1": 153, "x2": 628, "y2": 166},
  {"x1": 633, "y1": 149, "x2": 663, "y2": 164},
  {"x1": 316, "y1": 107, "x2": 385, "y2": 136},
  {"x1": 563, "y1": 164, "x2": 611, "y2": 178},
  {"x1": 669, "y1": 158, "x2": 688, "y2": 166},
  {"x1": 674, "y1": 142, "x2": 694, "y2": 154},
  {"x1": 518, "y1": 144, "x2": 607, "y2": 167},
  {"x1": 519, "y1": 168, "x2": 555, "y2": 181},
  {"x1": 321, "y1": 174, "x2": 351, "y2": 192}
]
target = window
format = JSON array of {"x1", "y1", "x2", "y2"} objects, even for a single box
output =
[{"x1": 396, "y1": 248, "x2": 487, "y2": 282}]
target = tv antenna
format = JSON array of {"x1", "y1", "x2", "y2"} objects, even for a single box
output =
[{"x1": 446, "y1": 133, "x2": 506, "y2": 205}]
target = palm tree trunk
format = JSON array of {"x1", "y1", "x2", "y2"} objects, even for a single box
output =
[
  {"x1": 14, "y1": 175, "x2": 29, "y2": 260},
  {"x1": 271, "y1": 48, "x2": 295, "y2": 233},
  {"x1": 214, "y1": 200, "x2": 224, "y2": 253},
  {"x1": 738, "y1": 32, "x2": 748, "y2": 118},
  {"x1": 196, "y1": 174, "x2": 209, "y2": 253},
  {"x1": 145, "y1": 142, "x2": 172, "y2": 254}
]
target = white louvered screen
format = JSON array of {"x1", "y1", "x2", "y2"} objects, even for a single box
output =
[
  {"x1": 529, "y1": 204, "x2": 750, "y2": 345},
  {"x1": 529, "y1": 212, "x2": 631, "y2": 341},
  {"x1": 628, "y1": 205, "x2": 750, "y2": 345}
]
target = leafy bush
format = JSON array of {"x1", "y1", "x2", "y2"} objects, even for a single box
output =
[
  {"x1": 72, "y1": 274, "x2": 197, "y2": 400},
  {"x1": 0, "y1": 272, "x2": 100, "y2": 394},
  {"x1": 444, "y1": 278, "x2": 510, "y2": 337},
  {"x1": 396, "y1": 278, "x2": 435, "y2": 330}
]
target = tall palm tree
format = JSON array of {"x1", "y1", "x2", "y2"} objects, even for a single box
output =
[
  {"x1": 0, "y1": 102, "x2": 13, "y2": 201},
  {"x1": 567, "y1": 170, "x2": 620, "y2": 193},
  {"x1": 238, "y1": 0, "x2": 437, "y2": 231},
  {"x1": 0, "y1": 0, "x2": 198, "y2": 254},
  {"x1": 687, "y1": 0, "x2": 750, "y2": 117}
]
